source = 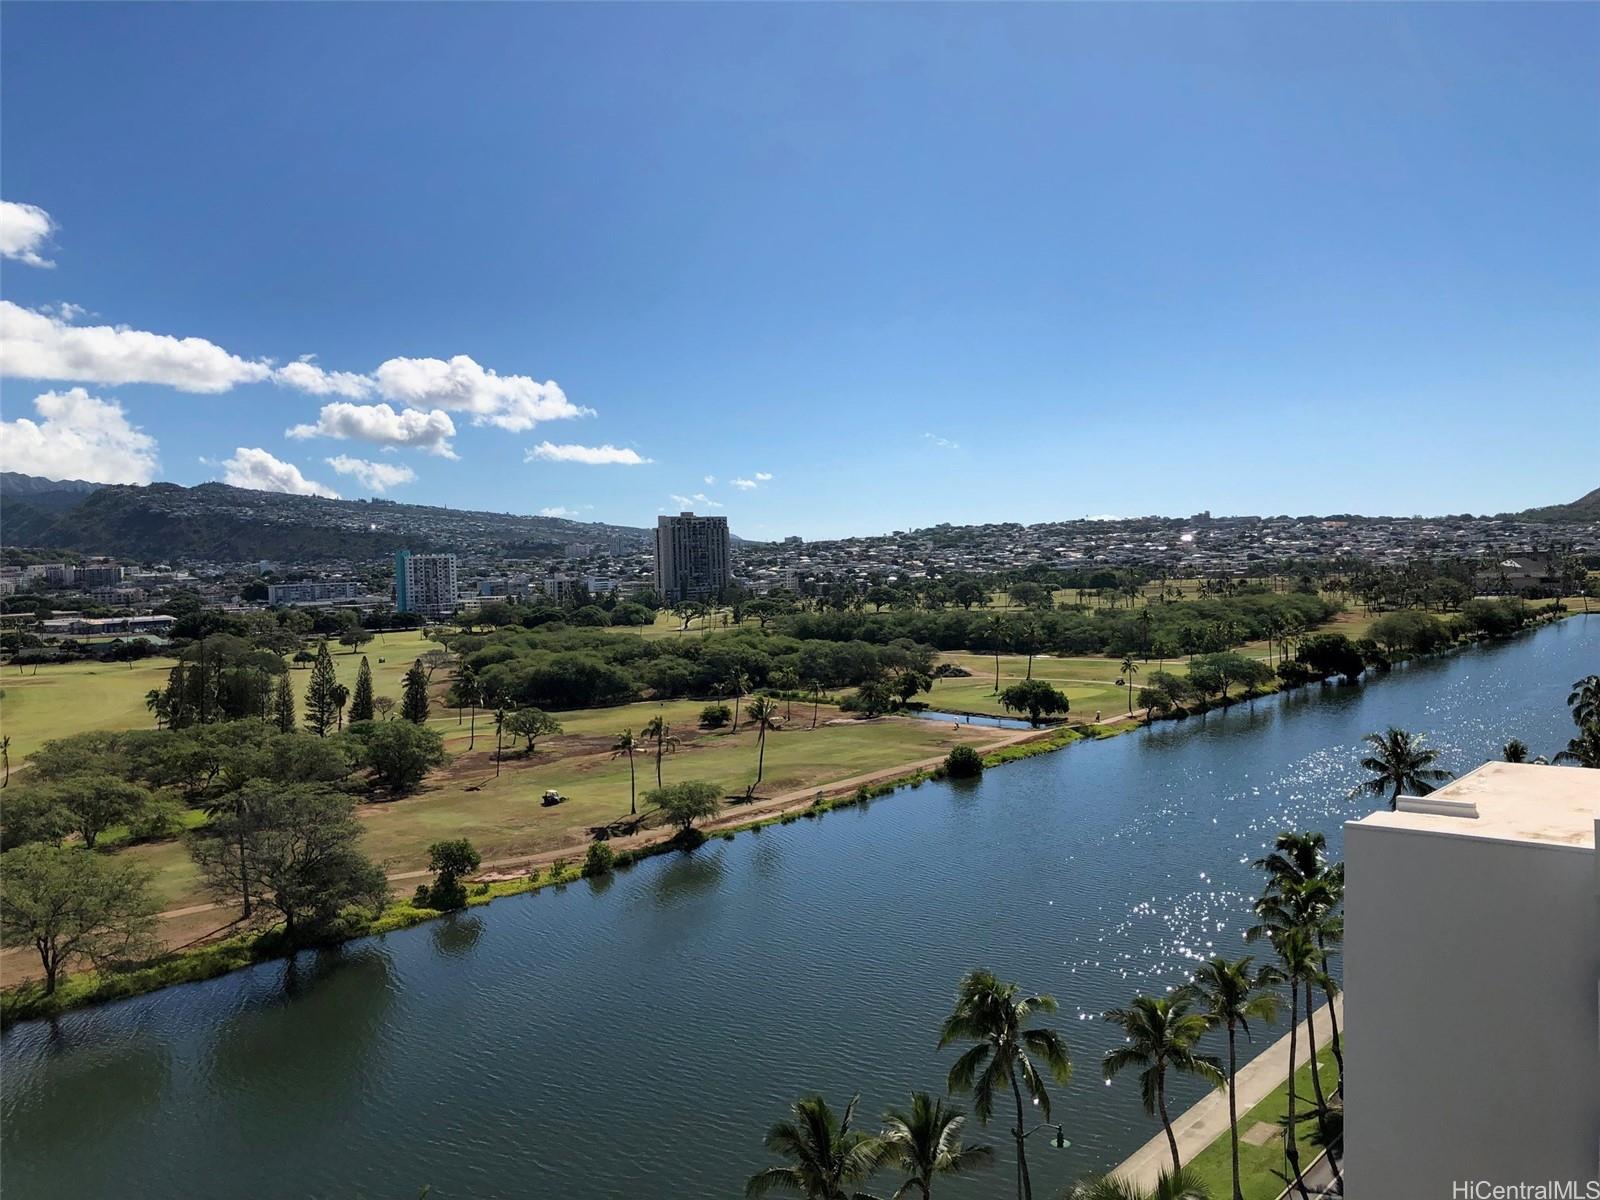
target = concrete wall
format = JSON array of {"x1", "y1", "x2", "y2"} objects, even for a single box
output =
[{"x1": 1344, "y1": 820, "x2": 1600, "y2": 1196}]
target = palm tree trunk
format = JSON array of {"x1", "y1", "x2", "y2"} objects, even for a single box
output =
[
  {"x1": 1287, "y1": 978, "x2": 1311, "y2": 1200},
  {"x1": 812, "y1": 691, "x2": 819, "y2": 730},
  {"x1": 655, "y1": 742, "x2": 663, "y2": 788},
  {"x1": 1227, "y1": 1022, "x2": 1242, "y2": 1200},
  {"x1": 1158, "y1": 1069, "x2": 1181, "y2": 1174},
  {"x1": 1304, "y1": 982, "x2": 1342, "y2": 1189},
  {"x1": 1009, "y1": 1074, "x2": 1033, "y2": 1200},
  {"x1": 628, "y1": 750, "x2": 636, "y2": 815},
  {"x1": 1316, "y1": 941, "x2": 1344, "y2": 1082},
  {"x1": 756, "y1": 729, "x2": 767, "y2": 785},
  {"x1": 468, "y1": 704, "x2": 476, "y2": 750}
]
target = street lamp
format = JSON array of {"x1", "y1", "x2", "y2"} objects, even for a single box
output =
[{"x1": 1022, "y1": 1121, "x2": 1070, "y2": 1151}]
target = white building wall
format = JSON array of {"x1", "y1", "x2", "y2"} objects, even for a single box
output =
[{"x1": 1344, "y1": 819, "x2": 1600, "y2": 1196}]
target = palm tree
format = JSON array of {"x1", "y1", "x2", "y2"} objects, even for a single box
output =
[
  {"x1": 1120, "y1": 655, "x2": 1139, "y2": 714},
  {"x1": 1101, "y1": 994, "x2": 1223, "y2": 1175},
  {"x1": 1, "y1": 733, "x2": 10, "y2": 788},
  {"x1": 642, "y1": 715, "x2": 679, "y2": 788},
  {"x1": 730, "y1": 669, "x2": 751, "y2": 732},
  {"x1": 332, "y1": 683, "x2": 350, "y2": 732},
  {"x1": 1188, "y1": 957, "x2": 1282, "y2": 1200},
  {"x1": 876, "y1": 1092, "x2": 993, "y2": 1199},
  {"x1": 1069, "y1": 1167, "x2": 1214, "y2": 1200},
  {"x1": 1503, "y1": 738, "x2": 1531, "y2": 763},
  {"x1": 745, "y1": 1094, "x2": 884, "y2": 1200},
  {"x1": 612, "y1": 729, "x2": 640, "y2": 815},
  {"x1": 939, "y1": 969, "x2": 1071, "y2": 1200},
  {"x1": 1554, "y1": 724, "x2": 1600, "y2": 767},
  {"x1": 1568, "y1": 674, "x2": 1600, "y2": 729},
  {"x1": 748, "y1": 697, "x2": 780, "y2": 790},
  {"x1": 493, "y1": 707, "x2": 507, "y2": 778},
  {"x1": 1268, "y1": 929, "x2": 1318, "y2": 1200},
  {"x1": 1351, "y1": 727, "x2": 1453, "y2": 810},
  {"x1": 983, "y1": 615, "x2": 1011, "y2": 694},
  {"x1": 773, "y1": 667, "x2": 800, "y2": 721},
  {"x1": 810, "y1": 678, "x2": 823, "y2": 730}
]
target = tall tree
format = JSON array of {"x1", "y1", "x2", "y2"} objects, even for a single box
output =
[
  {"x1": 939, "y1": 969, "x2": 1072, "y2": 1200},
  {"x1": 193, "y1": 782, "x2": 277, "y2": 919},
  {"x1": 349, "y1": 656, "x2": 375, "y2": 723},
  {"x1": 1568, "y1": 674, "x2": 1600, "y2": 729},
  {"x1": 1251, "y1": 833, "x2": 1345, "y2": 1080},
  {"x1": 1119, "y1": 655, "x2": 1139, "y2": 714},
  {"x1": 271, "y1": 672, "x2": 296, "y2": 733},
  {"x1": 401, "y1": 659, "x2": 430, "y2": 725},
  {"x1": 331, "y1": 683, "x2": 350, "y2": 732},
  {"x1": 877, "y1": 1092, "x2": 994, "y2": 1199},
  {"x1": 642, "y1": 715, "x2": 679, "y2": 787},
  {"x1": 747, "y1": 696, "x2": 780, "y2": 789},
  {"x1": 745, "y1": 1094, "x2": 884, "y2": 1200},
  {"x1": 303, "y1": 642, "x2": 341, "y2": 737},
  {"x1": 0, "y1": 844, "x2": 157, "y2": 994},
  {"x1": 1267, "y1": 928, "x2": 1316, "y2": 1200},
  {"x1": 1351, "y1": 727, "x2": 1453, "y2": 810},
  {"x1": 199, "y1": 785, "x2": 388, "y2": 941},
  {"x1": 613, "y1": 729, "x2": 640, "y2": 815},
  {"x1": 1101, "y1": 994, "x2": 1224, "y2": 1175},
  {"x1": 1187, "y1": 957, "x2": 1282, "y2": 1200},
  {"x1": 730, "y1": 669, "x2": 751, "y2": 732}
]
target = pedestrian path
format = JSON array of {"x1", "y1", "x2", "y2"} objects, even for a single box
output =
[{"x1": 1112, "y1": 995, "x2": 1343, "y2": 1190}]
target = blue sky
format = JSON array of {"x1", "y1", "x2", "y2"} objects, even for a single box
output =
[{"x1": 2, "y1": 3, "x2": 1595, "y2": 539}]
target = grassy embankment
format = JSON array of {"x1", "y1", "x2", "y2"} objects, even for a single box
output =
[{"x1": 1185, "y1": 1045, "x2": 1341, "y2": 1200}]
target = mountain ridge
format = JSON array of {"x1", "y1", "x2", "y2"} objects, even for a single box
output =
[{"x1": 0, "y1": 473, "x2": 653, "y2": 563}]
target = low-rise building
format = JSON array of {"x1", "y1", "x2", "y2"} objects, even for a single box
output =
[
  {"x1": 267, "y1": 580, "x2": 363, "y2": 606},
  {"x1": 1344, "y1": 762, "x2": 1599, "y2": 1195}
]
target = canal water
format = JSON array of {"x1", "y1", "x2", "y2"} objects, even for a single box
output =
[{"x1": 3, "y1": 618, "x2": 1593, "y2": 1199}]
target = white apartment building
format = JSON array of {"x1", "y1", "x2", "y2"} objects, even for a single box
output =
[
  {"x1": 394, "y1": 550, "x2": 458, "y2": 618},
  {"x1": 1344, "y1": 762, "x2": 1599, "y2": 1196},
  {"x1": 266, "y1": 580, "x2": 362, "y2": 606}
]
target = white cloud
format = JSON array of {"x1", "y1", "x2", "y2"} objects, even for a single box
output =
[
  {"x1": 0, "y1": 201, "x2": 56, "y2": 267},
  {"x1": 287, "y1": 401, "x2": 457, "y2": 458},
  {"x1": 325, "y1": 455, "x2": 416, "y2": 492},
  {"x1": 539, "y1": 505, "x2": 580, "y2": 518},
  {"x1": 669, "y1": 491, "x2": 723, "y2": 509},
  {"x1": 0, "y1": 300, "x2": 273, "y2": 393},
  {"x1": 375, "y1": 355, "x2": 592, "y2": 432},
  {"x1": 0, "y1": 388, "x2": 159, "y2": 484},
  {"x1": 274, "y1": 357, "x2": 376, "y2": 399},
  {"x1": 220, "y1": 447, "x2": 338, "y2": 498},
  {"x1": 527, "y1": 441, "x2": 651, "y2": 465},
  {"x1": 922, "y1": 432, "x2": 960, "y2": 450},
  {"x1": 731, "y1": 478, "x2": 757, "y2": 490},
  {"x1": 755, "y1": 472, "x2": 772, "y2": 481},
  {"x1": 704, "y1": 475, "x2": 716, "y2": 484}
]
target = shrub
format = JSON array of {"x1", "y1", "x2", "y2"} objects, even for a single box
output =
[
  {"x1": 944, "y1": 745, "x2": 984, "y2": 779},
  {"x1": 582, "y1": 840, "x2": 616, "y2": 878},
  {"x1": 1275, "y1": 660, "x2": 1316, "y2": 688},
  {"x1": 699, "y1": 703, "x2": 732, "y2": 728}
]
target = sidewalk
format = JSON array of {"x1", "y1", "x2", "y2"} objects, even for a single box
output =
[{"x1": 1112, "y1": 994, "x2": 1343, "y2": 1190}]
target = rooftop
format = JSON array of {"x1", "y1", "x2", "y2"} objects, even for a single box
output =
[{"x1": 1350, "y1": 761, "x2": 1598, "y2": 850}]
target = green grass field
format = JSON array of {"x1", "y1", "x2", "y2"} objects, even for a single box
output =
[
  {"x1": 1186, "y1": 1045, "x2": 1341, "y2": 1200},
  {"x1": 96, "y1": 707, "x2": 1006, "y2": 910},
  {"x1": 1, "y1": 656, "x2": 180, "y2": 764},
  {"x1": 0, "y1": 631, "x2": 450, "y2": 768}
]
